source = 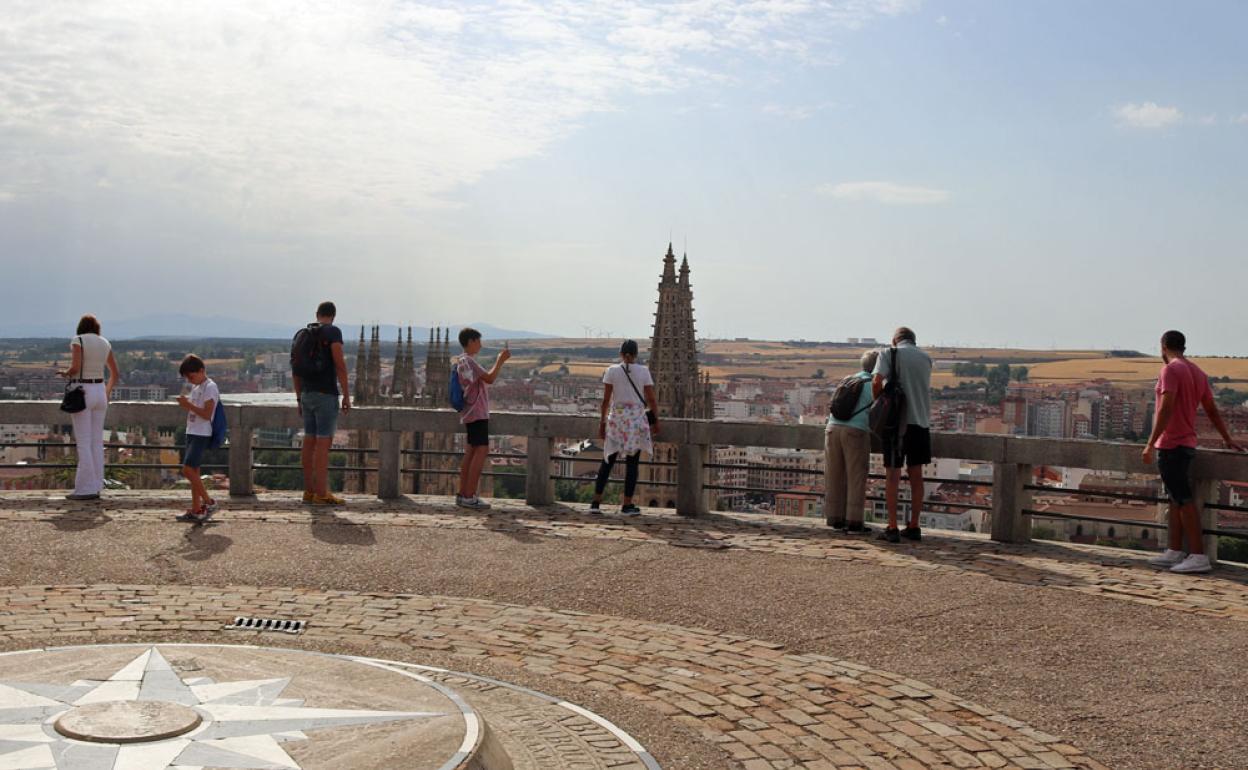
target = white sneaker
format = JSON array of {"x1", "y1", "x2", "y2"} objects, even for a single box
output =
[
  {"x1": 1149, "y1": 549, "x2": 1186, "y2": 567},
  {"x1": 1170, "y1": 554, "x2": 1212, "y2": 574}
]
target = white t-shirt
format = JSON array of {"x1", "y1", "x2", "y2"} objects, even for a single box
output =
[
  {"x1": 186, "y1": 378, "x2": 220, "y2": 437},
  {"x1": 70, "y1": 333, "x2": 111, "y2": 380},
  {"x1": 603, "y1": 363, "x2": 653, "y2": 407}
]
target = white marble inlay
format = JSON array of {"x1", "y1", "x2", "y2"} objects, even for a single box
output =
[{"x1": 0, "y1": 648, "x2": 440, "y2": 769}]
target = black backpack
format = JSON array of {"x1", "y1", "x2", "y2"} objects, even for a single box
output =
[
  {"x1": 829, "y1": 374, "x2": 870, "y2": 421},
  {"x1": 290, "y1": 323, "x2": 330, "y2": 379},
  {"x1": 868, "y1": 347, "x2": 908, "y2": 438}
]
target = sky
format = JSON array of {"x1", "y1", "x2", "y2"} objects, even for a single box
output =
[{"x1": 1, "y1": 0, "x2": 1246, "y2": 354}]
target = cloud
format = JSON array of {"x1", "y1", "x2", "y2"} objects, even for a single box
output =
[
  {"x1": 1234, "y1": 113, "x2": 1248, "y2": 125},
  {"x1": 762, "y1": 103, "x2": 830, "y2": 120},
  {"x1": 0, "y1": 0, "x2": 917, "y2": 213},
  {"x1": 816, "y1": 181, "x2": 950, "y2": 205},
  {"x1": 1114, "y1": 101, "x2": 1183, "y2": 129}
]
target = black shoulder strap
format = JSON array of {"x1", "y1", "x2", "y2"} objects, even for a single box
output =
[
  {"x1": 620, "y1": 364, "x2": 646, "y2": 404},
  {"x1": 891, "y1": 346, "x2": 902, "y2": 390}
]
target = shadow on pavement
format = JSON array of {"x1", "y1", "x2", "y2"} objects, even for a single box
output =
[{"x1": 310, "y1": 512, "x2": 377, "y2": 546}]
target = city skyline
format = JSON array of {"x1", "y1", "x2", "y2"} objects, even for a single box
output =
[{"x1": 2, "y1": 2, "x2": 1247, "y2": 354}]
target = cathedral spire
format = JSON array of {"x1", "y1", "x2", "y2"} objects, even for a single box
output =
[
  {"x1": 353, "y1": 325, "x2": 367, "y2": 402},
  {"x1": 661, "y1": 242, "x2": 677, "y2": 285}
]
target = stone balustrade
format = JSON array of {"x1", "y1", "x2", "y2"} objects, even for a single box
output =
[{"x1": 3, "y1": 400, "x2": 1247, "y2": 558}]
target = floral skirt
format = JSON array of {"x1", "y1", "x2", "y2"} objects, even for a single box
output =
[{"x1": 604, "y1": 403, "x2": 653, "y2": 458}]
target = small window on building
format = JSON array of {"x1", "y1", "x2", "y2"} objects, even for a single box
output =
[
  {"x1": 1107, "y1": 526, "x2": 1116, "y2": 538},
  {"x1": 1076, "y1": 524, "x2": 1084, "y2": 536}
]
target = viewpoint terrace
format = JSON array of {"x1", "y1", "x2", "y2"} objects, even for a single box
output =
[{"x1": 0, "y1": 399, "x2": 1247, "y2": 769}]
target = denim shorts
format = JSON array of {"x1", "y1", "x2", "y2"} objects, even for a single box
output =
[
  {"x1": 1157, "y1": 446, "x2": 1196, "y2": 505},
  {"x1": 183, "y1": 434, "x2": 210, "y2": 469},
  {"x1": 301, "y1": 390, "x2": 340, "y2": 438}
]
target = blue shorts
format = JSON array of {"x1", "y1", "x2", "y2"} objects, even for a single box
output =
[
  {"x1": 183, "y1": 434, "x2": 210, "y2": 469},
  {"x1": 301, "y1": 390, "x2": 339, "y2": 438}
]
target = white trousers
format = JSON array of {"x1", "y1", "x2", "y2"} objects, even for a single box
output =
[{"x1": 69, "y1": 383, "x2": 108, "y2": 495}]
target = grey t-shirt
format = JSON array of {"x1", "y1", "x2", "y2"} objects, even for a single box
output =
[{"x1": 873, "y1": 341, "x2": 932, "y2": 429}]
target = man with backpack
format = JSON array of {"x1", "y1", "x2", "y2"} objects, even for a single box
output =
[
  {"x1": 872, "y1": 326, "x2": 933, "y2": 543},
  {"x1": 826, "y1": 350, "x2": 879, "y2": 533},
  {"x1": 292, "y1": 301, "x2": 350, "y2": 505}
]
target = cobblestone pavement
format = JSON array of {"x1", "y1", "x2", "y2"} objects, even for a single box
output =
[
  {"x1": 5, "y1": 491, "x2": 1245, "y2": 623},
  {"x1": 1, "y1": 491, "x2": 1246, "y2": 769},
  {"x1": 0, "y1": 584, "x2": 1102, "y2": 770}
]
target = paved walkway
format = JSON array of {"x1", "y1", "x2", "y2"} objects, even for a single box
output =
[
  {"x1": 6, "y1": 491, "x2": 1245, "y2": 623},
  {"x1": 0, "y1": 491, "x2": 1245, "y2": 769}
]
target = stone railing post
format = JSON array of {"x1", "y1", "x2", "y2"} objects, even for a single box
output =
[
  {"x1": 1193, "y1": 477, "x2": 1219, "y2": 564},
  {"x1": 377, "y1": 430, "x2": 402, "y2": 500},
  {"x1": 991, "y1": 461, "x2": 1033, "y2": 543},
  {"x1": 227, "y1": 407, "x2": 254, "y2": 497},
  {"x1": 676, "y1": 443, "x2": 708, "y2": 517},
  {"x1": 525, "y1": 436, "x2": 554, "y2": 506}
]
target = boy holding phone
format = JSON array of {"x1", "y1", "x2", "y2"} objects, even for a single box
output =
[
  {"x1": 454, "y1": 330, "x2": 510, "y2": 510},
  {"x1": 175, "y1": 354, "x2": 219, "y2": 523}
]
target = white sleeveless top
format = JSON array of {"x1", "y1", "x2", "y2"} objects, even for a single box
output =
[{"x1": 71, "y1": 333, "x2": 111, "y2": 380}]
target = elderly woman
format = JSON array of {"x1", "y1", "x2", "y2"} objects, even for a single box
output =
[
  {"x1": 58, "y1": 314, "x2": 121, "y2": 501},
  {"x1": 590, "y1": 340, "x2": 660, "y2": 516},
  {"x1": 825, "y1": 349, "x2": 878, "y2": 533}
]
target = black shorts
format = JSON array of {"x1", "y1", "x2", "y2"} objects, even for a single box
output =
[
  {"x1": 465, "y1": 419, "x2": 489, "y2": 447},
  {"x1": 1157, "y1": 446, "x2": 1196, "y2": 505},
  {"x1": 883, "y1": 425, "x2": 932, "y2": 469}
]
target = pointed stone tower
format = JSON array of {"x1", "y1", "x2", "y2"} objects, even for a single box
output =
[
  {"x1": 403, "y1": 326, "x2": 416, "y2": 405},
  {"x1": 353, "y1": 326, "x2": 367, "y2": 404},
  {"x1": 648, "y1": 244, "x2": 711, "y2": 420},
  {"x1": 390, "y1": 328, "x2": 405, "y2": 399},
  {"x1": 366, "y1": 325, "x2": 382, "y2": 404},
  {"x1": 414, "y1": 326, "x2": 456, "y2": 495},
  {"x1": 633, "y1": 244, "x2": 715, "y2": 509}
]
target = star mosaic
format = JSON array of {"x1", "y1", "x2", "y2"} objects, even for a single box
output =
[{"x1": 0, "y1": 647, "x2": 437, "y2": 769}]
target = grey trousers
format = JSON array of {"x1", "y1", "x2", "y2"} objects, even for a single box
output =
[{"x1": 825, "y1": 425, "x2": 870, "y2": 525}]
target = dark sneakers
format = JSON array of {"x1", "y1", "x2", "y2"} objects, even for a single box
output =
[
  {"x1": 902, "y1": 526, "x2": 922, "y2": 542},
  {"x1": 620, "y1": 504, "x2": 641, "y2": 516},
  {"x1": 878, "y1": 527, "x2": 901, "y2": 543},
  {"x1": 588, "y1": 501, "x2": 602, "y2": 514}
]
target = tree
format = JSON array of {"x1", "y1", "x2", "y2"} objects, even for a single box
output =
[
  {"x1": 1011, "y1": 366, "x2": 1029, "y2": 382},
  {"x1": 812, "y1": 368, "x2": 825, "y2": 379},
  {"x1": 985, "y1": 363, "x2": 1012, "y2": 404},
  {"x1": 492, "y1": 466, "x2": 525, "y2": 499}
]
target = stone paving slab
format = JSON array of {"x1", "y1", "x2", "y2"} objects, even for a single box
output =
[
  {"x1": 4, "y1": 491, "x2": 1247, "y2": 624},
  {"x1": 0, "y1": 584, "x2": 1107, "y2": 770}
]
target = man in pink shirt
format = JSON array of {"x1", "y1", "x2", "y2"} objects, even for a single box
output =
[
  {"x1": 454, "y1": 328, "x2": 510, "y2": 510},
  {"x1": 1142, "y1": 330, "x2": 1243, "y2": 573}
]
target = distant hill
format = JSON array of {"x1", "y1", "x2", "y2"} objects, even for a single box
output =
[{"x1": 0, "y1": 315, "x2": 555, "y2": 341}]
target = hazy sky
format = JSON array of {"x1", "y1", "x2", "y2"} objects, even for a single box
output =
[{"x1": 2, "y1": 1, "x2": 1246, "y2": 354}]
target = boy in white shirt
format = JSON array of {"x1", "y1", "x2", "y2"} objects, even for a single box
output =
[{"x1": 176, "y1": 355, "x2": 219, "y2": 523}]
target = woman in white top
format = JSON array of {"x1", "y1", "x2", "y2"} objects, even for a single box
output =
[
  {"x1": 591, "y1": 340, "x2": 660, "y2": 515},
  {"x1": 58, "y1": 314, "x2": 121, "y2": 500}
]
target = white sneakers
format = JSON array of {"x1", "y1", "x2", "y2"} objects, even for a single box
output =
[
  {"x1": 1148, "y1": 549, "x2": 1213, "y2": 574},
  {"x1": 1170, "y1": 554, "x2": 1212, "y2": 574},
  {"x1": 1148, "y1": 549, "x2": 1186, "y2": 567},
  {"x1": 455, "y1": 495, "x2": 491, "y2": 511}
]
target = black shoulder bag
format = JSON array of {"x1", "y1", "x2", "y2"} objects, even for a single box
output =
[
  {"x1": 60, "y1": 336, "x2": 87, "y2": 413},
  {"x1": 621, "y1": 365, "x2": 657, "y2": 426}
]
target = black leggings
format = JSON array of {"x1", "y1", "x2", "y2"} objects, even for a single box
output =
[{"x1": 594, "y1": 452, "x2": 641, "y2": 498}]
